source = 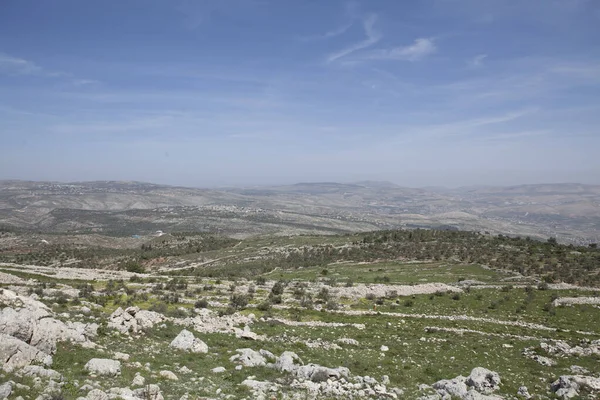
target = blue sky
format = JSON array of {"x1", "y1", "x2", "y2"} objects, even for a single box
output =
[{"x1": 1, "y1": 0, "x2": 599, "y2": 187}]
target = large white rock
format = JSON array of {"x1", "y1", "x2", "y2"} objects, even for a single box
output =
[
  {"x1": 295, "y1": 364, "x2": 350, "y2": 382},
  {"x1": 467, "y1": 368, "x2": 501, "y2": 394},
  {"x1": 19, "y1": 365, "x2": 62, "y2": 380},
  {"x1": 169, "y1": 329, "x2": 208, "y2": 353},
  {"x1": 433, "y1": 377, "x2": 469, "y2": 399},
  {"x1": 0, "y1": 333, "x2": 52, "y2": 372},
  {"x1": 274, "y1": 351, "x2": 302, "y2": 373},
  {"x1": 132, "y1": 384, "x2": 164, "y2": 400},
  {"x1": 159, "y1": 370, "x2": 178, "y2": 381},
  {"x1": 108, "y1": 307, "x2": 165, "y2": 335},
  {"x1": 132, "y1": 373, "x2": 145, "y2": 387},
  {"x1": 84, "y1": 358, "x2": 121, "y2": 377},
  {"x1": 229, "y1": 348, "x2": 267, "y2": 367},
  {"x1": 0, "y1": 289, "x2": 95, "y2": 357},
  {"x1": 552, "y1": 375, "x2": 600, "y2": 399},
  {"x1": 86, "y1": 389, "x2": 109, "y2": 400},
  {"x1": 0, "y1": 382, "x2": 12, "y2": 400}
]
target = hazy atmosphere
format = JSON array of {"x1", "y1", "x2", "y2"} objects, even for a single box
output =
[{"x1": 1, "y1": 0, "x2": 600, "y2": 187}]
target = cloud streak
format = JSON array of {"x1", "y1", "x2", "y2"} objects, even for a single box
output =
[
  {"x1": 0, "y1": 53, "x2": 63, "y2": 77},
  {"x1": 365, "y1": 38, "x2": 437, "y2": 61},
  {"x1": 327, "y1": 14, "x2": 381, "y2": 63},
  {"x1": 468, "y1": 54, "x2": 488, "y2": 69}
]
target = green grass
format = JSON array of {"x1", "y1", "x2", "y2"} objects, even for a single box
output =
[{"x1": 268, "y1": 261, "x2": 517, "y2": 285}]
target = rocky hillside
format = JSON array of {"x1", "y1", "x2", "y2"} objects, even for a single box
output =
[
  {"x1": 1, "y1": 180, "x2": 599, "y2": 244},
  {"x1": 0, "y1": 229, "x2": 599, "y2": 399}
]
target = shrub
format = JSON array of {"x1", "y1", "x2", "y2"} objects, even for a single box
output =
[
  {"x1": 230, "y1": 294, "x2": 248, "y2": 310},
  {"x1": 150, "y1": 302, "x2": 168, "y2": 314},
  {"x1": 123, "y1": 260, "x2": 145, "y2": 274},
  {"x1": 271, "y1": 281, "x2": 285, "y2": 296},
  {"x1": 537, "y1": 282, "x2": 549, "y2": 291},
  {"x1": 194, "y1": 299, "x2": 209, "y2": 308},
  {"x1": 325, "y1": 300, "x2": 339, "y2": 310},
  {"x1": 257, "y1": 301, "x2": 272, "y2": 311},
  {"x1": 255, "y1": 276, "x2": 267, "y2": 285},
  {"x1": 451, "y1": 293, "x2": 461, "y2": 301},
  {"x1": 317, "y1": 288, "x2": 330, "y2": 302},
  {"x1": 218, "y1": 306, "x2": 236, "y2": 316},
  {"x1": 300, "y1": 296, "x2": 313, "y2": 309},
  {"x1": 366, "y1": 293, "x2": 376, "y2": 301},
  {"x1": 403, "y1": 299, "x2": 414, "y2": 307},
  {"x1": 269, "y1": 294, "x2": 282, "y2": 304}
]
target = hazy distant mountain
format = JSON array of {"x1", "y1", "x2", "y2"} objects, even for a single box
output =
[{"x1": 0, "y1": 180, "x2": 598, "y2": 244}]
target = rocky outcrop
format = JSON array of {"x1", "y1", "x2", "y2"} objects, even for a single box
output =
[
  {"x1": 0, "y1": 381, "x2": 12, "y2": 399},
  {"x1": 467, "y1": 367, "x2": 501, "y2": 394},
  {"x1": 540, "y1": 340, "x2": 600, "y2": 357},
  {"x1": 238, "y1": 350, "x2": 403, "y2": 399},
  {"x1": 18, "y1": 365, "x2": 62, "y2": 380},
  {"x1": 551, "y1": 375, "x2": 600, "y2": 399},
  {"x1": 169, "y1": 329, "x2": 208, "y2": 353},
  {"x1": 0, "y1": 289, "x2": 96, "y2": 372},
  {"x1": 517, "y1": 386, "x2": 532, "y2": 399},
  {"x1": 426, "y1": 368, "x2": 503, "y2": 399},
  {"x1": 181, "y1": 308, "x2": 256, "y2": 335},
  {"x1": 107, "y1": 307, "x2": 165, "y2": 334},
  {"x1": 84, "y1": 358, "x2": 121, "y2": 377},
  {"x1": 0, "y1": 333, "x2": 52, "y2": 372},
  {"x1": 229, "y1": 348, "x2": 269, "y2": 367}
]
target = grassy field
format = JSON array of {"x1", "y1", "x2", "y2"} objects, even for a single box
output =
[{"x1": 1, "y1": 231, "x2": 600, "y2": 399}]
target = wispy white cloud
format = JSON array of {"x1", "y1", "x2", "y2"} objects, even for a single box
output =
[
  {"x1": 479, "y1": 130, "x2": 549, "y2": 142},
  {"x1": 327, "y1": 14, "x2": 381, "y2": 63},
  {"x1": 364, "y1": 38, "x2": 437, "y2": 62},
  {"x1": 0, "y1": 53, "x2": 63, "y2": 77},
  {"x1": 0, "y1": 52, "x2": 100, "y2": 88},
  {"x1": 468, "y1": 54, "x2": 488, "y2": 69},
  {"x1": 299, "y1": 22, "x2": 353, "y2": 41},
  {"x1": 71, "y1": 79, "x2": 101, "y2": 86}
]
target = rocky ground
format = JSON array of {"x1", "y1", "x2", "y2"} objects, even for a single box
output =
[{"x1": 1, "y1": 256, "x2": 599, "y2": 400}]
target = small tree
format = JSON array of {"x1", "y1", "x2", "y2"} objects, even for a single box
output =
[{"x1": 230, "y1": 294, "x2": 248, "y2": 310}]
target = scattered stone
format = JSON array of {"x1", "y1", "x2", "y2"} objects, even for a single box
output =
[
  {"x1": 169, "y1": 329, "x2": 208, "y2": 353},
  {"x1": 19, "y1": 365, "x2": 62, "y2": 380},
  {"x1": 0, "y1": 382, "x2": 12, "y2": 399},
  {"x1": 132, "y1": 373, "x2": 145, "y2": 386},
  {"x1": 86, "y1": 389, "x2": 109, "y2": 400},
  {"x1": 159, "y1": 370, "x2": 178, "y2": 381},
  {"x1": 235, "y1": 325, "x2": 260, "y2": 340},
  {"x1": 212, "y1": 367, "x2": 226, "y2": 373},
  {"x1": 179, "y1": 366, "x2": 192, "y2": 374},
  {"x1": 517, "y1": 386, "x2": 531, "y2": 399},
  {"x1": 113, "y1": 352, "x2": 130, "y2": 361},
  {"x1": 84, "y1": 358, "x2": 121, "y2": 377},
  {"x1": 230, "y1": 348, "x2": 267, "y2": 367},
  {"x1": 107, "y1": 307, "x2": 165, "y2": 335},
  {"x1": 133, "y1": 384, "x2": 164, "y2": 400},
  {"x1": 337, "y1": 338, "x2": 359, "y2": 346},
  {"x1": 569, "y1": 365, "x2": 590, "y2": 375},
  {"x1": 380, "y1": 345, "x2": 389, "y2": 352}
]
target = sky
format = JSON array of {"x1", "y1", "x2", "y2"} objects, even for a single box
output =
[{"x1": 1, "y1": 0, "x2": 599, "y2": 188}]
